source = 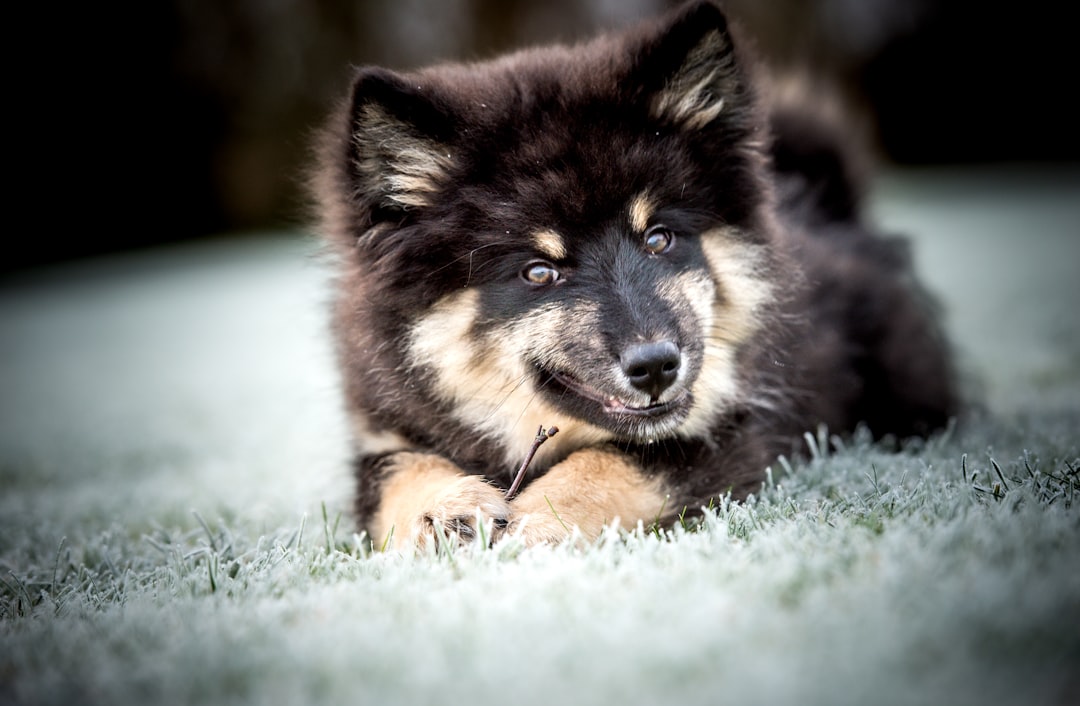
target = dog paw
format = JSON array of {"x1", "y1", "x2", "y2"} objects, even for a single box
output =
[
  {"x1": 502, "y1": 448, "x2": 670, "y2": 547},
  {"x1": 417, "y1": 475, "x2": 510, "y2": 550},
  {"x1": 371, "y1": 455, "x2": 511, "y2": 552}
]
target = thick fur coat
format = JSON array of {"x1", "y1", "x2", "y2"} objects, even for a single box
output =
[{"x1": 313, "y1": 0, "x2": 957, "y2": 549}]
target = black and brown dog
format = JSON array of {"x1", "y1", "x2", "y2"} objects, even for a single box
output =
[{"x1": 313, "y1": 0, "x2": 958, "y2": 550}]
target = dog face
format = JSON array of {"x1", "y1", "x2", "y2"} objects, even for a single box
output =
[
  {"x1": 320, "y1": 1, "x2": 780, "y2": 466},
  {"x1": 404, "y1": 200, "x2": 775, "y2": 455}
]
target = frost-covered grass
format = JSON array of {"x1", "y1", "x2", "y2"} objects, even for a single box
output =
[
  {"x1": 2, "y1": 168, "x2": 1079, "y2": 705},
  {"x1": 2, "y1": 421, "x2": 1078, "y2": 706}
]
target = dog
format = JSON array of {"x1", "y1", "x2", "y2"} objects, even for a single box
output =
[{"x1": 312, "y1": 0, "x2": 958, "y2": 550}]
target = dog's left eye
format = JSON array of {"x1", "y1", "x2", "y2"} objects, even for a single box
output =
[
  {"x1": 521, "y1": 260, "x2": 561, "y2": 286},
  {"x1": 643, "y1": 226, "x2": 675, "y2": 255}
]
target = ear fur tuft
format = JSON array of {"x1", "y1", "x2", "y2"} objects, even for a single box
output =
[
  {"x1": 640, "y1": 1, "x2": 742, "y2": 130},
  {"x1": 348, "y1": 68, "x2": 456, "y2": 213}
]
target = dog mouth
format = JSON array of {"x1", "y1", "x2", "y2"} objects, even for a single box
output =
[{"x1": 535, "y1": 365, "x2": 688, "y2": 423}]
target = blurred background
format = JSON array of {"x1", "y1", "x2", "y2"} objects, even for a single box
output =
[{"x1": 11, "y1": 0, "x2": 1075, "y2": 274}]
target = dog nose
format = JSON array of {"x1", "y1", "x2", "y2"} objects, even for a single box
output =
[{"x1": 620, "y1": 341, "x2": 681, "y2": 400}]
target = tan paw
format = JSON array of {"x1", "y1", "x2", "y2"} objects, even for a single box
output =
[
  {"x1": 371, "y1": 453, "x2": 510, "y2": 552},
  {"x1": 416, "y1": 475, "x2": 510, "y2": 551},
  {"x1": 503, "y1": 447, "x2": 670, "y2": 546}
]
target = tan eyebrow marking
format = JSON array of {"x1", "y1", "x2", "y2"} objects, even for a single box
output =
[
  {"x1": 629, "y1": 191, "x2": 656, "y2": 232},
  {"x1": 531, "y1": 229, "x2": 567, "y2": 260}
]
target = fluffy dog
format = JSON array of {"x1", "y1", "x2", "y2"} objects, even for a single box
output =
[{"x1": 313, "y1": 0, "x2": 957, "y2": 550}]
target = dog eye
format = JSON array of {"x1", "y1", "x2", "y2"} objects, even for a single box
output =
[
  {"x1": 521, "y1": 260, "x2": 561, "y2": 286},
  {"x1": 643, "y1": 226, "x2": 675, "y2": 255}
]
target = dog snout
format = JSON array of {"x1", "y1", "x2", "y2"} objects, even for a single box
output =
[{"x1": 620, "y1": 340, "x2": 681, "y2": 400}]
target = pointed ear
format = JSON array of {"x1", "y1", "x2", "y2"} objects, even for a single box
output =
[
  {"x1": 346, "y1": 67, "x2": 457, "y2": 215},
  {"x1": 632, "y1": 0, "x2": 747, "y2": 131}
]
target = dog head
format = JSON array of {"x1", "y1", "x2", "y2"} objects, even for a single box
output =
[{"x1": 318, "y1": 1, "x2": 782, "y2": 466}]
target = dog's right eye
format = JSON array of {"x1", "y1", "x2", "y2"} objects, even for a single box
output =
[{"x1": 521, "y1": 261, "x2": 561, "y2": 286}]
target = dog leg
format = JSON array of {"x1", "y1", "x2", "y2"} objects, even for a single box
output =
[
  {"x1": 369, "y1": 452, "x2": 510, "y2": 552},
  {"x1": 508, "y1": 448, "x2": 669, "y2": 546}
]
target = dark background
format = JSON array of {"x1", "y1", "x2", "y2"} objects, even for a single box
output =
[{"x1": 11, "y1": 0, "x2": 1075, "y2": 274}]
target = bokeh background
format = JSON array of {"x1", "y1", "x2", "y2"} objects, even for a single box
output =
[{"x1": 12, "y1": 0, "x2": 1075, "y2": 274}]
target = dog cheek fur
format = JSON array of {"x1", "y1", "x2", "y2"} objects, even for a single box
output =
[
  {"x1": 677, "y1": 229, "x2": 779, "y2": 437},
  {"x1": 406, "y1": 290, "x2": 615, "y2": 468}
]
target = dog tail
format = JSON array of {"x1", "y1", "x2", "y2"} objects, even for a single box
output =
[{"x1": 763, "y1": 74, "x2": 875, "y2": 227}]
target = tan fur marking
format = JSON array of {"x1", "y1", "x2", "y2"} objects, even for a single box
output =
[
  {"x1": 531, "y1": 229, "x2": 567, "y2": 260},
  {"x1": 629, "y1": 191, "x2": 655, "y2": 233},
  {"x1": 699, "y1": 229, "x2": 774, "y2": 344},
  {"x1": 406, "y1": 289, "x2": 484, "y2": 401},
  {"x1": 508, "y1": 448, "x2": 669, "y2": 545},
  {"x1": 679, "y1": 228, "x2": 775, "y2": 437},
  {"x1": 371, "y1": 452, "x2": 510, "y2": 551}
]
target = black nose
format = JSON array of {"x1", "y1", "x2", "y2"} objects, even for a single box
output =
[{"x1": 620, "y1": 341, "x2": 681, "y2": 400}]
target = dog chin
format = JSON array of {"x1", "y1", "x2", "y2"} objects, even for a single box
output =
[{"x1": 533, "y1": 364, "x2": 692, "y2": 441}]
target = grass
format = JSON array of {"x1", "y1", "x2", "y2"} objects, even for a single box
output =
[
  {"x1": 2, "y1": 415, "x2": 1077, "y2": 705},
  {"x1": 2, "y1": 166, "x2": 1079, "y2": 705}
]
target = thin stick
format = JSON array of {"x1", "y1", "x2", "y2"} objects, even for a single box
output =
[{"x1": 505, "y1": 426, "x2": 559, "y2": 501}]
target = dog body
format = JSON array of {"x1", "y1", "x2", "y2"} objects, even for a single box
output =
[{"x1": 314, "y1": 1, "x2": 957, "y2": 549}]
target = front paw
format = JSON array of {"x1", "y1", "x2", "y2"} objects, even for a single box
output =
[
  {"x1": 370, "y1": 453, "x2": 510, "y2": 552},
  {"x1": 503, "y1": 447, "x2": 670, "y2": 547},
  {"x1": 419, "y1": 475, "x2": 510, "y2": 550}
]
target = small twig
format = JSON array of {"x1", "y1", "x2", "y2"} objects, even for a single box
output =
[{"x1": 505, "y1": 426, "x2": 558, "y2": 501}]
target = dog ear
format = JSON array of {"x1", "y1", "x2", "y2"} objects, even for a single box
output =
[
  {"x1": 346, "y1": 67, "x2": 457, "y2": 216},
  {"x1": 632, "y1": 0, "x2": 748, "y2": 131}
]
